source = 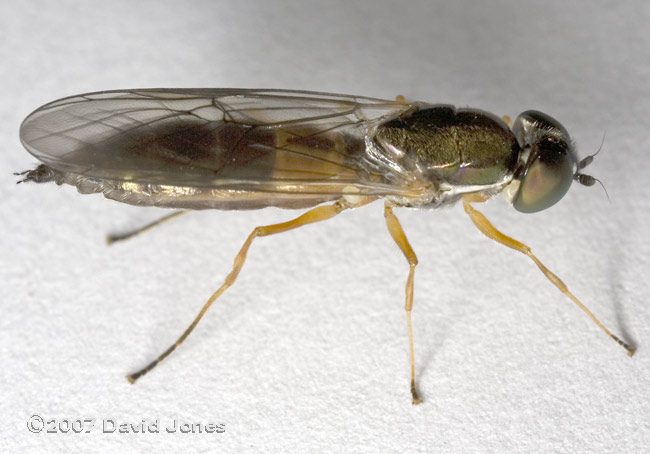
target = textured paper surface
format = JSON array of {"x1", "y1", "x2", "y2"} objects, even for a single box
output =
[{"x1": 2, "y1": 1, "x2": 649, "y2": 452}]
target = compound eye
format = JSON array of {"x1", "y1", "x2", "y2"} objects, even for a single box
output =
[{"x1": 512, "y1": 111, "x2": 577, "y2": 213}]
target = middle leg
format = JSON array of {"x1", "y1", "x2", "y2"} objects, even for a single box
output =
[{"x1": 384, "y1": 203, "x2": 422, "y2": 405}]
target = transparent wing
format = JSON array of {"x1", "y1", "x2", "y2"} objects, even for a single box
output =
[{"x1": 20, "y1": 89, "x2": 424, "y2": 206}]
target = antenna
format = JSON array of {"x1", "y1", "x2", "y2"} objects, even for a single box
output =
[{"x1": 574, "y1": 132, "x2": 610, "y2": 202}]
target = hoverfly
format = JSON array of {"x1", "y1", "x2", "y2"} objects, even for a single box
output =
[{"x1": 17, "y1": 89, "x2": 634, "y2": 404}]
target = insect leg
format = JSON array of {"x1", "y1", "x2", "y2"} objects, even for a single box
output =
[
  {"x1": 383, "y1": 203, "x2": 422, "y2": 405},
  {"x1": 127, "y1": 197, "x2": 376, "y2": 384},
  {"x1": 107, "y1": 210, "x2": 187, "y2": 245},
  {"x1": 462, "y1": 194, "x2": 635, "y2": 357}
]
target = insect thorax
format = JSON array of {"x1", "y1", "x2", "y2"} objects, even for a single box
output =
[{"x1": 372, "y1": 105, "x2": 520, "y2": 207}]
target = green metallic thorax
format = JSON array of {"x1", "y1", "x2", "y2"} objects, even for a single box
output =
[{"x1": 373, "y1": 105, "x2": 520, "y2": 187}]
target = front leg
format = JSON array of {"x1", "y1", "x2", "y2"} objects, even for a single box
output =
[{"x1": 462, "y1": 193, "x2": 635, "y2": 357}]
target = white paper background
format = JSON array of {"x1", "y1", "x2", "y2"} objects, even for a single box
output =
[{"x1": 2, "y1": 1, "x2": 649, "y2": 452}]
